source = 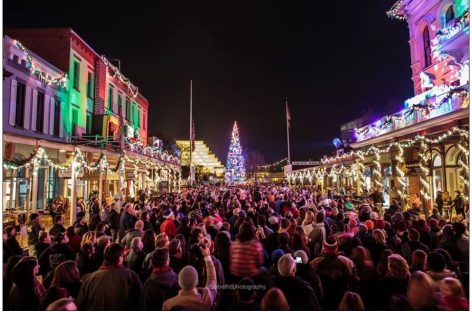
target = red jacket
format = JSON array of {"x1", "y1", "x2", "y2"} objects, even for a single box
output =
[{"x1": 160, "y1": 219, "x2": 176, "y2": 239}]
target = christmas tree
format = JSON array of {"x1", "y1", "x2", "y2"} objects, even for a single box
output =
[{"x1": 225, "y1": 121, "x2": 246, "y2": 184}]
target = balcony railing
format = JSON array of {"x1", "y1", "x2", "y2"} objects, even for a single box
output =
[
  {"x1": 435, "y1": 9, "x2": 469, "y2": 47},
  {"x1": 355, "y1": 84, "x2": 469, "y2": 142}
]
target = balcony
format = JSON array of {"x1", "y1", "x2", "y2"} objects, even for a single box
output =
[
  {"x1": 355, "y1": 84, "x2": 469, "y2": 142},
  {"x1": 433, "y1": 10, "x2": 469, "y2": 61}
]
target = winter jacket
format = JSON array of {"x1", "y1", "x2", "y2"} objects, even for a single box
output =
[
  {"x1": 141, "y1": 268, "x2": 180, "y2": 310},
  {"x1": 163, "y1": 256, "x2": 217, "y2": 310},
  {"x1": 274, "y1": 275, "x2": 320, "y2": 310},
  {"x1": 76, "y1": 266, "x2": 143, "y2": 310}
]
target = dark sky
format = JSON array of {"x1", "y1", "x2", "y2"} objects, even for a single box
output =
[{"x1": 4, "y1": 0, "x2": 413, "y2": 163}]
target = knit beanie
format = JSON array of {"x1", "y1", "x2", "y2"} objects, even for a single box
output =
[
  {"x1": 365, "y1": 220, "x2": 374, "y2": 231},
  {"x1": 178, "y1": 265, "x2": 199, "y2": 290},
  {"x1": 271, "y1": 249, "x2": 285, "y2": 264}
]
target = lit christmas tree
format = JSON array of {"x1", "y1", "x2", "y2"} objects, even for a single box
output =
[{"x1": 225, "y1": 121, "x2": 246, "y2": 184}]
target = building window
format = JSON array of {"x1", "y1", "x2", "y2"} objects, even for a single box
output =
[
  {"x1": 118, "y1": 94, "x2": 122, "y2": 116},
  {"x1": 137, "y1": 109, "x2": 141, "y2": 127},
  {"x1": 86, "y1": 112, "x2": 92, "y2": 134},
  {"x1": 73, "y1": 61, "x2": 80, "y2": 90},
  {"x1": 71, "y1": 108, "x2": 78, "y2": 137},
  {"x1": 15, "y1": 81, "x2": 26, "y2": 128},
  {"x1": 54, "y1": 99, "x2": 61, "y2": 136},
  {"x1": 36, "y1": 91, "x2": 45, "y2": 133},
  {"x1": 131, "y1": 106, "x2": 134, "y2": 125},
  {"x1": 422, "y1": 26, "x2": 432, "y2": 68},
  {"x1": 86, "y1": 72, "x2": 94, "y2": 99},
  {"x1": 108, "y1": 85, "x2": 114, "y2": 111},
  {"x1": 445, "y1": 6, "x2": 455, "y2": 24},
  {"x1": 125, "y1": 98, "x2": 130, "y2": 120}
]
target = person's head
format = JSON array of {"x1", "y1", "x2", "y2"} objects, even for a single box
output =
[
  {"x1": 428, "y1": 251, "x2": 447, "y2": 272},
  {"x1": 452, "y1": 222, "x2": 466, "y2": 236},
  {"x1": 238, "y1": 277, "x2": 256, "y2": 303},
  {"x1": 280, "y1": 218, "x2": 290, "y2": 231},
  {"x1": 439, "y1": 277, "x2": 466, "y2": 299},
  {"x1": 323, "y1": 237, "x2": 338, "y2": 255},
  {"x1": 178, "y1": 265, "x2": 199, "y2": 291},
  {"x1": 168, "y1": 239, "x2": 182, "y2": 257},
  {"x1": 54, "y1": 232, "x2": 68, "y2": 244},
  {"x1": 46, "y1": 298, "x2": 77, "y2": 311},
  {"x1": 260, "y1": 287, "x2": 290, "y2": 311},
  {"x1": 30, "y1": 213, "x2": 40, "y2": 222},
  {"x1": 95, "y1": 222, "x2": 106, "y2": 233},
  {"x1": 51, "y1": 261, "x2": 80, "y2": 288},
  {"x1": 12, "y1": 256, "x2": 39, "y2": 289},
  {"x1": 338, "y1": 291, "x2": 365, "y2": 310},
  {"x1": 387, "y1": 254, "x2": 410, "y2": 279},
  {"x1": 81, "y1": 231, "x2": 96, "y2": 248},
  {"x1": 141, "y1": 211, "x2": 150, "y2": 221},
  {"x1": 372, "y1": 229, "x2": 386, "y2": 245},
  {"x1": 103, "y1": 243, "x2": 125, "y2": 267},
  {"x1": 278, "y1": 254, "x2": 296, "y2": 277},
  {"x1": 135, "y1": 220, "x2": 144, "y2": 231},
  {"x1": 96, "y1": 235, "x2": 111, "y2": 248},
  {"x1": 54, "y1": 215, "x2": 63, "y2": 225},
  {"x1": 125, "y1": 203, "x2": 134, "y2": 214},
  {"x1": 80, "y1": 242, "x2": 94, "y2": 256},
  {"x1": 4, "y1": 255, "x2": 22, "y2": 286},
  {"x1": 350, "y1": 246, "x2": 373, "y2": 267},
  {"x1": 407, "y1": 271, "x2": 436, "y2": 310},
  {"x1": 303, "y1": 211, "x2": 314, "y2": 225},
  {"x1": 407, "y1": 228, "x2": 420, "y2": 242},
  {"x1": 131, "y1": 237, "x2": 143, "y2": 251},
  {"x1": 164, "y1": 209, "x2": 175, "y2": 220},
  {"x1": 155, "y1": 232, "x2": 169, "y2": 249},
  {"x1": 411, "y1": 249, "x2": 427, "y2": 271},
  {"x1": 5, "y1": 225, "x2": 16, "y2": 237},
  {"x1": 294, "y1": 250, "x2": 308, "y2": 264},
  {"x1": 151, "y1": 247, "x2": 170, "y2": 268},
  {"x1": 237, "y1": 222, "x2": 256, "y2": 243}
]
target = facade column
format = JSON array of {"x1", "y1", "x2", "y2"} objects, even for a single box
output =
[
  {"x1": 440, "y1": 145, "x2": 447, "y2": 192},
  {"x1": 69, "y1": 154, "x2": 79, "y2": 225},
  {"x1": 98, "y1": 171, "x2": 103, "y2": 210},
  {"x1": 31, "y1": 168, "x2": 39, "y2": 213}
]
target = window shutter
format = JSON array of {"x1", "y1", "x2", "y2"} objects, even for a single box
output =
[
  {"x1": 43, "y1": 94, "x2": 50, "y2": 134},
  {"x1": 24, "y1": 86, "x2": 32, "y2": 129},
  {"x1": 31, "y1": 89, "x2": 38, "y2": 131},
  {"x1": 49, "y1": 97, "x2": 55, "y2": 135},
  {"x1": 9, "y1": 79, "x2": 17, "y2": 126},
  {"x1": 59, "y1": 103, "x2": 64, "y2": 138}
]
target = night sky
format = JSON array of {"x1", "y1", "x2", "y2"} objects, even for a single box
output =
[{"x1": 4, "y1": 0, "x2": 413, "y2": 163}]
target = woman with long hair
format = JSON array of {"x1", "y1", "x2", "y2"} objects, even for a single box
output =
[
  {"x1": 350, "y1": 246, "x2": 379, "y2": 309},
  {"x1": 302, "y1": 211, "x2": 315, "y2": 237},
  {"x1": 260, "y1": 287, "x2": 290, "y2": 310},
  {"x1": 141, "y1": 229, "x2": 155, "y2": 254},
  {"x1": 75, "y1": 243, "x2": 94, "y2": 277},
  {"x1": 214, "y1": 231, "x2": 231, "y2": 281},
  {"x1": 3, "y1": 255, "x2": 22, "y2": 310},
  {"x1": 378, "y1": 254, "x2": 410, "y2": 309},
  {"x1": 407, "y1": 271, "x2": 438, "y2": 310},
  {"x1": 9, "y1": 257, "x2": 46, "y2": 310},
  {"x1": 290, "y1": 230, "x2": 311, "y2": 259},
  {"x1": 369, "y1": 229, "x2": 387, "y2": 265},
  {"x1": 51, "y1": 260, "x2": 82, "y2": 299},
  {"x1": 338, "y1": 291, "x2": 365, "y2": 310},
  {"x1": 229, "y1": 222, "x2": 265, "y2": 279}
]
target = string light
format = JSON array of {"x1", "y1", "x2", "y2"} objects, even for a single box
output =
[{"x1": 418, "y1": 141, "x2": 431, "y2": 201}]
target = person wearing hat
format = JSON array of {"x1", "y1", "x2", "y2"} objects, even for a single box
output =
[
  {"x1": 119, "y1": 204, "x2": 137, "y2": 241},
  {"x1": 121, "y1": 220, "x2": 145, "y2": 249},
  {"x1": 77, "y1": 243, "x2": 142, "y2": 310},
  {"x1": 27, "y1": 212, "x2": 44, "y2": 256},
  {"x1": 142, "y1": 247, "x2": 180, "y2": 310},
  {"x1": 274, "y1": 254, "x2": 320, "y2": 310},
  {"x1": 160, "y1": 209, "x2": 177, "y2": 240},
  {"x1": 168, "y1": 238, "x2": 186, "y2": 274},
  {"x1": 310, "y1": 237, "x2": 356, "y2": 310},
  {"x1": 38, "y1": 232, "x2": 75, "y2": 287},
  {"x1": 163, "y1": 244, "x2": 217, "y2": 310}
]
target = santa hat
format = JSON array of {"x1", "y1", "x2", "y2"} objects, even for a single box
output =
[
  {"x1": 323, "y1": 237, "x2": 338, "y2": 255},
  {"x1": 164, "y1": 209, "x2": 174, "y2": 219}
]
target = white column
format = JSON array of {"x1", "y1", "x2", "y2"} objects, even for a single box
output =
[
  {"x1": 70, "y1": 161, "x2": 78, "y2": 224},
  {"x1": 31, "y1": 169, "x2": 38, "y2": 213},
  {"x1": 98, "y1": 171, "x2": 103, "y2": 210}
]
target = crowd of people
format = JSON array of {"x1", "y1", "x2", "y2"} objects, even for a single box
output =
[{"x1": 2, "y1": 184, "x2": 470, "y2": 310}]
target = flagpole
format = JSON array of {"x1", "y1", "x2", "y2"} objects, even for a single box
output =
[
  {"x1": 189, "y1": 80, "x2": 193, "y2": 187},
  {"x1": 286, "y1": 98, "x2": 291, "y2": 164}
]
